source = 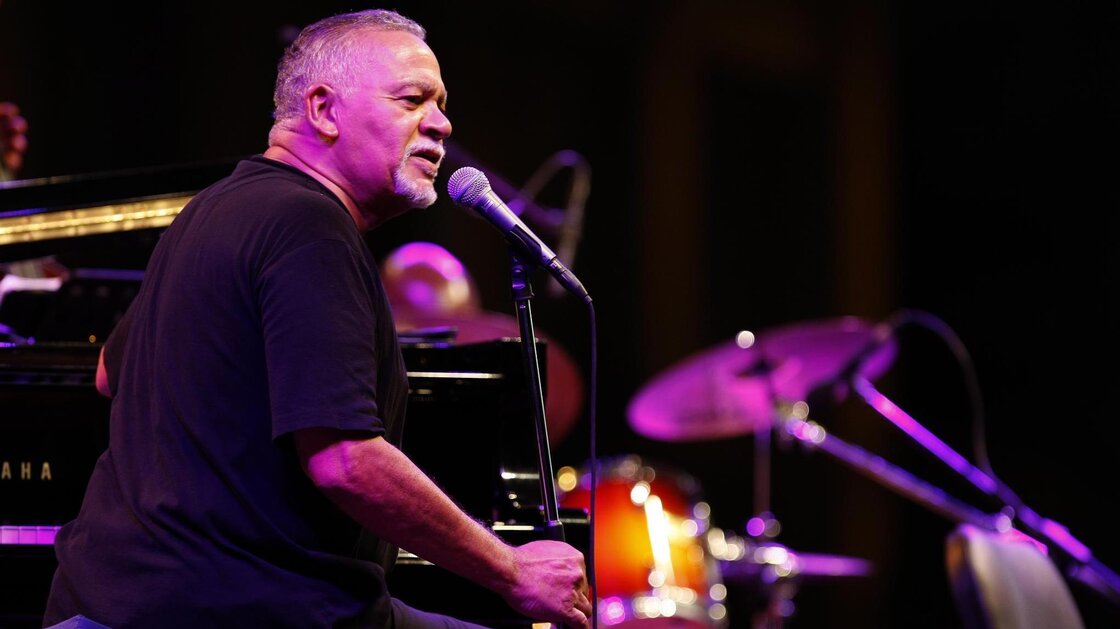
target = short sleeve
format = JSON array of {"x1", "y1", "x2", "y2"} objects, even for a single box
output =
[{"x1": 258, "y1": 238, "x2": 385, "y2": 439}]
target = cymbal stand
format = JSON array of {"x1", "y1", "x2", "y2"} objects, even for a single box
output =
[
  {"x1": 508, "y1": 252, "x2": 564, "y2": 540},
  {"x1": 776, "y1": 403, "x2": 1001, "y2": 530},
  {"x1": 842, "y1": 376, "x2": 1120, "y2": 607},
  {"x1": 744, "y1": 364, "x2": 788, "y2": 629},
  {"x1": 752, "y1": 413, "x2": 774, "y2": 531},
  {"x1": 749, "y1": 372, "x2": 779, "y2": 540},
  {"x1": 764, "y1": 402, "x2": 1004, "y2": 629}
]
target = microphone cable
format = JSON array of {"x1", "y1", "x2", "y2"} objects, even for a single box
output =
[
  {"x1": 585, "y1": 298, "x2": 598, "y2": 629},
  {"x1": 897, "y1": 308, "x2": 1026, "y2": 511}
]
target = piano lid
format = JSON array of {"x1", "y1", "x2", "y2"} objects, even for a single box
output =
[{"x1": 0, "y1": 157, "x2": 242, "y2": 262}]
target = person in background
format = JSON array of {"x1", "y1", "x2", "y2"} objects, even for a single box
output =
[
  {"x1": 43, "y1": 8, "x2": 591, "y2": 629},
  {"x1": 0, "y1": 101, "x2": 28, "y2": 181}
]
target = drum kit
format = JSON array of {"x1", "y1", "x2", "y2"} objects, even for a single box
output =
[{"x1": 557, "y1": 316, "x2": 897, "y2": 628}]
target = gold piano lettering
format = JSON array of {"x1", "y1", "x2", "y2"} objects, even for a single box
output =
[{"x1": 0, "y1": 461, "x2": 53, "y2": 481}]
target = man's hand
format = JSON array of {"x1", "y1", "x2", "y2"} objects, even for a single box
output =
[
  {"x1": 502, "y1": 540, "x2": 593, "y2": 629},
  {"x1": 0, "y1": 102, "x2": 28, "y2": 177}
]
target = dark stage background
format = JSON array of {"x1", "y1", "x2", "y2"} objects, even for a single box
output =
[{"x1": 2, "y1": 2, "x2": 1117, "y2": 627}]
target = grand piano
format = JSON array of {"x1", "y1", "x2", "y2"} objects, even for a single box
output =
[{"x1": 0, "y1": 161, "x2": 586, "y2": 628}]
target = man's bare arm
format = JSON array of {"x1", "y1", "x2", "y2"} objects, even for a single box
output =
[{"x1": 294, "y1": 428, "x2": 591, "y2": 627}]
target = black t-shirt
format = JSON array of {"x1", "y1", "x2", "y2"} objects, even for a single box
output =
[{"x1": 44, "y1": 156, "x2": 409, "y2": 628}]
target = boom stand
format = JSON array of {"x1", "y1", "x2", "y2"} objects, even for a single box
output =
[{"x1": 508, "y1": 251, "x2": 564, "y2": 540}]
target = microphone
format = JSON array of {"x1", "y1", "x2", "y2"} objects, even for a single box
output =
[{"x1": 448, "y1": 166, "x2": 591, "y2": 304}]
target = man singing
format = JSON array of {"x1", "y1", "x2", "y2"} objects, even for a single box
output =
[{"x1": 44, "y1": 9, "x2": 591, "y2": 629}]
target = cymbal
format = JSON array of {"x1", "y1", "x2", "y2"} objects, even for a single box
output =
[
  {"x1": 760, "y1": 316, "x2": 896, "y2": 402},
  {"x1": 627, "y1": 316, "x2": 896, "y2": 442},
  {"x1": 394, "y1": 308, "x2": 585, "y2": 447},
  {"x1": 626, "y1": 336, "x2": 773, "y2": 442}
]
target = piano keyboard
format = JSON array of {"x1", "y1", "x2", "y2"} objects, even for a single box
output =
[{"x1": 0, "y1": 525, "x2": 61, "y2": 546}]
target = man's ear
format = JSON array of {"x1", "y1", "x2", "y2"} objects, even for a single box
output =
[{"x1": 305, "y1": 84, "x2": 340, "y2": 141}]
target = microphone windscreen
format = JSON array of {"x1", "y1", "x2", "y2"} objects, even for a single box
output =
[{"x1": 447, "y1": 167, "x2": 490, "y2": 206}]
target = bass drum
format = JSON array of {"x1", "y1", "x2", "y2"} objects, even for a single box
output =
[{"x1": 558, "y1": 454, "x2": 729, "y2": 627}]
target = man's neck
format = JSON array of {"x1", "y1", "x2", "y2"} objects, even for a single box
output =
[{"x1": 261, "y1": 145, "x2": 372, "y2": 232}]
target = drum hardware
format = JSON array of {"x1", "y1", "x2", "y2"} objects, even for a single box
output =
[
  {"x1": 623, "y1": 317, "x2": 898, "y2": 626},
  {"x1": 625, "y1": 317, "x2": 896, "y2": 575},
  {"x1": 626, "y1": 312, "x2": 1120, "y2": 623},
  {"x1": 706, "y1": 524, "x2": 873, "y2": 628},
  {"x1": 770, "y1": 311, "x2": 1120, "y2": 610}
]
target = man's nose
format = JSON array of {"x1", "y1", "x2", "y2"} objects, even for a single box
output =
[{"x1": 423, "y1": 106, "x2": 452, "y2": 140}]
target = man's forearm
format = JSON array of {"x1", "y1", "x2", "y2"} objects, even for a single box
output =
[
  {"x1": 296, "y1": 431, "x2": 516, "y2": 593},
  {"x1": 295, "y1": 429, "x2": 591, "y2": 627}
]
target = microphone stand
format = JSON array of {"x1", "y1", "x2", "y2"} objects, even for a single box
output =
[
  {"x1": 847, "y1": 375, "x2": 1120, "y2": 607},
  {"x1": 507, "y1": 251, "x2": 564, "y2": 541}
]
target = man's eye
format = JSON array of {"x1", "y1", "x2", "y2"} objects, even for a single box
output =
[{"x1": 401, "y1": 95, "x2": 424, "y2": 105}]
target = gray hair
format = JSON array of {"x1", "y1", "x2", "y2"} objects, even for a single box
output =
[{"x1": 272, "y1": 9, "x2": 426, "y2": 124}]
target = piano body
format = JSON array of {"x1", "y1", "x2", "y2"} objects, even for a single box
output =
[{"x1": 0, "y1": 162, "x2": 585, "y2": 627}]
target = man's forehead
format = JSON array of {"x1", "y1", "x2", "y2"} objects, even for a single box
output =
[
  {"x1": 353, "y1": 30, "x2": 445, "y2": 88},
  {"x1": 353, "y1": 29, "x2": 438, "y2": 68}
]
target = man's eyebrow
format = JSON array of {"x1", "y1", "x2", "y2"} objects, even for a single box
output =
[{"x1": 392, "y1": 79, "x2": 448, "y2": 108}]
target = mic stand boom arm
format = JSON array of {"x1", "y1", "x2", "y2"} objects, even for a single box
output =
[{"x1": 508, "y1": 251, "x2": 564, "y2": 540}]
